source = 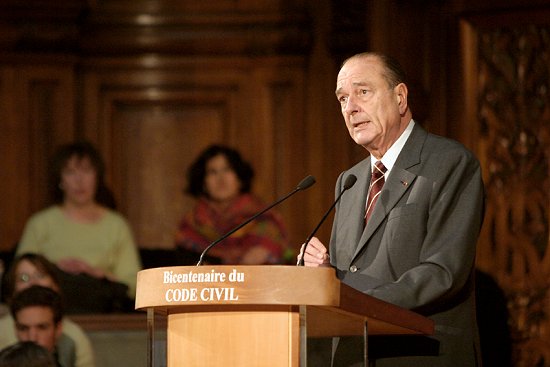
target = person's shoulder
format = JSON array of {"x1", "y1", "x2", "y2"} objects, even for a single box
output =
[
  {"x1": 0, "y1": 304, "x2": 9, "y2": 318},
  {"x1": 424, "y1": 130, "x2": 479, "y2": 163},
  {"x1": 61, "y1": 317, "x2": 90, "y2": 341},
  {"x1": 100, "y1": 208, "x2": 134, "y2": 237},
  {"x1": 102, "y1": 208, "x2": 130, "y2": 225},
  {"x1": 0, "y1": 312, "x2": 16, "y2": 350},
  {"x1": 32, "y1": 205, "x2": 61, "y2": 217},
  {"x1": 25, "y1": 206, "x2": 63, "y2": 225},
  {"x1": 347, "y1": 156, "x2": 371, "y2": 174},
  {"x1": 425, "y1": 130, "x2": 465, "y2": 148}
]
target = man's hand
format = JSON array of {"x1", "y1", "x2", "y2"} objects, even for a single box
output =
[{"x1": 297, "y1": 237, "x2": 331, "y2": 267}]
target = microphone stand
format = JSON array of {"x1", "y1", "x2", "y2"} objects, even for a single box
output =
[{"x1": 297, "y1": 174, "x2": 357, "y2": 266}]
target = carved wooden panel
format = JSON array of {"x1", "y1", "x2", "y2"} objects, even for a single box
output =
[{"x1": 464, "y1": 14, "x2": 550, "y2": 367}]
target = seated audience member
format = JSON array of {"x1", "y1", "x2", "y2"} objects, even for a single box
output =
[
  {"x1": 0, "y1": 341, "x2": 56, "y2": 367},
  {"x1": 0, "y1": 253, "x2": 95, "y2": 367},
  {"x1": 10, "y1": 286, "x2": 74, "y2": 367},
  {"x1": 16, "y1": 141, "x2": 142, "y2": 300},
  {"x1": 175, "y1": 144, "x2": 290, "y2": 264}
]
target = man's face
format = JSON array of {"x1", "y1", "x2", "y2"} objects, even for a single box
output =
[
  {"x1": 15, "y1": 306, "x2": 62, "y2": 353},
  {"x1": 335, "y1": 56, "x2": 406, "y2": 157}
]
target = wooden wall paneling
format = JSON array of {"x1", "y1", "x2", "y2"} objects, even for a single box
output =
[
  {"x1": 98, "y1": 85, "x2": 240, "y2": 249},
  {"x1": 0, "y1": 64, "x2": 76, "y2": 252},
  {"x1": 123, "y1": 93, "x2": 235, "y2": 250},
  {"x1": 461, "y1": 9, "x2": 550, "y2": 367},
  {"x1": 458, "y1": 21, "x2": 480, "y2": 154},
  {"x1": 23, "y1": 66, "x2": 77, "y2": 211},
  {"x1": 203, "y1": 59, "x2": 310, "y2": 251},
  {"x1": 309, "y1": 79, "x2": 362, "y2": 247},
  {"x1": 0, "y1": 0, "x2": 83, "y2": 253},
  {"x1": 229, "y1": 66, "x2": 274, "y2": 190},
  {"x1": 365, "y1": 0, "x2": 447, "y2": 136},
  {"x1": 79, "y1": 59, "x2": 247, "y2": 159},
  {"x1": 87, "y1": 0, "x2": 306, "y2": 14},
  {"x1": 77, "y1": 0, "x2": 314, "y2": 253},
  {"x1": 302, "y1": 7, "x2": 353, "y2": 246},
  {"x1": 79, "y1": 57, "x2": 310, "y2": 251},
  {"x1": 258, "y1": 65, "x2": 309, "y2": 247},
  {"x1": 80, "y1": 1, "x2": 311, "y2": 59},
  {"x1": 0, "y1": 67, "x2": 26, "y2": 252}
]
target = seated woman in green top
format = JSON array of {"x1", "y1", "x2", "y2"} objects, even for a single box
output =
[{"x1": 16, "y1": 141, "x2": 142, "y2": 300}]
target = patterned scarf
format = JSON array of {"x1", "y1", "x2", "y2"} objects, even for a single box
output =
[{"x1": 175, "y1": 194, "x2": 288, "y2": 264}]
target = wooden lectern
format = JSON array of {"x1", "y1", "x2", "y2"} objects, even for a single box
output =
[{"x1": 135, "y1": 265, "x2": 434, "y2": 366}]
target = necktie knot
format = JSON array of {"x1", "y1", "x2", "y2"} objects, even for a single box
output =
[
  {"x1": 365, "y1": 161, "x2": 387, "y2": 223},
  {"x1": 372, "y1": 161, "x2": 387, "y2": 179}
]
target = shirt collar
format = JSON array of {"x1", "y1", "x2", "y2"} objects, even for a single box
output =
[{"x1": 370, "y1": 119, "x2": 415, "y2": 175}]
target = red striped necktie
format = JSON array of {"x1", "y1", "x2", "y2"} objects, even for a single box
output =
[{"x1": 365, "y1": 160, "x2": 387, "y2": 224}]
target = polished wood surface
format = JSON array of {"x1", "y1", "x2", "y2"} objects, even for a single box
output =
[
  {"x1": 135, "y1": 265, "x2": 434, "y2": 336},
  {"x1": 136, "y1": 266, "x2": 341, "y2": 309},
  {"x1": 168, "y1": 308, "x2": 299, "y2": 366},
  {"x1": 136, "y1": 265, "x2": 433, "y2": 366}
]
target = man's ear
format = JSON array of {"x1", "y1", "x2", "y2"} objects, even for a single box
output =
[{"x1": 395, "y1": 83, "x2": 408, "y2": 114}]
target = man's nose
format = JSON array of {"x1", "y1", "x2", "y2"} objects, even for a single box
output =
[
  {"x1": 27, "y1": 329, "x2": 39, "y2": 342},
  {"x1": 343, "y1": 95, "x2": 359, "y2": 114}
]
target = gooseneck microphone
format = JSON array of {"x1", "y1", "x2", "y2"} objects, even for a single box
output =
[
  {"x1": 196, "y1": 175, "x2": 316, "y2": 266},
  {"x1": 297, "y1": 174, "x2": 357, "y2": 266}
]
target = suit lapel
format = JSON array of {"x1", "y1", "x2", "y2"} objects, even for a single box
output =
[
  {"x1": 337, "y1": 159, "x2": 371, "y2": 262},
  {"x1": 352, "y1": 124, "x2": 428, "y2": 260}
]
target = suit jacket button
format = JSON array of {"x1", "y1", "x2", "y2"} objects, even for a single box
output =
[{"x1": 349, "y1": 265, "x2": 358, "y2": 273}]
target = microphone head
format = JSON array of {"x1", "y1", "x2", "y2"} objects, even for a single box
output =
[
  {"x1": 343, "y1": 174, "x2": 357, "y2": 190},
  {"x1": 297, "y1": 175, "x2": 316, "y2": 191}
]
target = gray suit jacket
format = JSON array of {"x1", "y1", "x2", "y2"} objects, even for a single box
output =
[{"x1": 329, "y1": 124, "x2": 484, "y2": 366}]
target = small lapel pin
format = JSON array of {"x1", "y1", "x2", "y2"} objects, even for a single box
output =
[{"x1": 400, "y1": 180, "x2": 408, "y2": 186}]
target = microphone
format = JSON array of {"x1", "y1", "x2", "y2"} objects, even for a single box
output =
[
  {"x1": 196, "y1": 175, "x2": 316, "y2": 266},
  {"x1": 297, "y1": 174, "x2": 357, "y2": 266}
]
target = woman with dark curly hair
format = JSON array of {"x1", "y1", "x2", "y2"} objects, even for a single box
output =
[{"x1": 175, "y1": 144, "x2": 289, "y2": 264}]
